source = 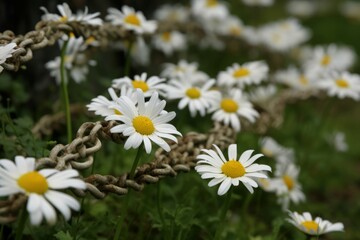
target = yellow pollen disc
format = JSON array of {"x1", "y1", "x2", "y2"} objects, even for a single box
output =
[
  {"x1": 233, "y1": 68, "x2": 250, "y2": 78},
  {"x1": 114, "y1": 109, "x2": 122, "y2": 115},
  {"x1": 124, "y1": 14, "x2": 141, "y2": 26},
  {"x1": 186, "y1": 88, "x2": 201, "y2": 99},
  {"x1": 175, "y1": 66, "x2": 185, "y2": 72},
  {"x1": 86, "y1": 36, "x2": 96, "y2": 44},
  {"x1": 301, "y1": 221, "x2": 319, "y2": 232},
  {"x1": 221, "y1": 99, "x2": 238, "y2": 113},
  {"x1": 59, "y1": 16, "x2": 68, "y2": 22},
  {"x1": 132, "y1": 116, "x2": 155, "y2": 135},
  {"x1": 282, "y1": 175, "x2": 295, "y2": 190},
  {"x1": 161, "y1": 32, "x2": 171, "y2": 42},
  {"x1": 206, "y1": 0, "x2": 218, "y2": 7},
  {"x1": 17, "y1": 171, "x2": 48, "y2": 194},
  {"x1": 221, "y1": 160, "x2": 245, "y2": 178},
  {"x1": 69, "y1": 32, "x2": 75, "y2": 38},
  {"x1": 321, "y1": 55, "x2": 331, "y2": 66},
  {"x1": 132, "y1": 80, "x2": 149, "y2": 92},
  {"x1": 299, "y1": 75, "x2": 308, "y2": 85},
  {"x1": 230, "y1": 27, "x2": 241, "y2": 36},
  {"x1": 335, "y1": 79, "x2": 349, "y2": 88},
  {"x1": 261, "y1": 147, "x2": 273, "y2": 157}
]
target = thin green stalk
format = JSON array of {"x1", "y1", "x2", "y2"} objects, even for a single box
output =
[
  {"x1": 305, "y1": 234, "x2": 313, "y2": 240},
  {"x1": 60, "y1": 40, "x2": 72, "y2": 143},
  {"x1": 214, "y1": 189, "x2": 233, "y2": 240},
  {"x1": 157, "y1": 182, "x2": 165, "y2": 226},
  {"x1": 15, "y1": 206, "x2": 27, "y2": 240},
  {"x1": 129, "y1": 146, "x2": 143, "y2": 179},
  {"x1": 124, "y1": 40, "x2": 134, "y2": 76}
]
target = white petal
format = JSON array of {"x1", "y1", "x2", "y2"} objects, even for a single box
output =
[
  {"x1": 239, "y1": 150, "x2": 254, "y2": 164},
  {"x1": 217, "y1": 177, "x2": 232, "y2": 196},
  {"x1": 228, "y1": 144, "x2": 237, "y2": 161}
]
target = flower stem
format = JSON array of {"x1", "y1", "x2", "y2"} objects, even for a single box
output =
[
  {"x1": 15, "y1": 206, "x2": 27, "y2": 240},
  {"x1": 124, "y1": 40, "x2": 134, "y2": 76},
  {"x1": 129, "y1": 145, "x2": 143, "y2": 179},
  {"x1": 157, "y1": 182, "x2": 165, "y2": 226},
  {"x1": 214, "y1": 189, "x2": 233, "y2": 240},
  {"x1": 60, "y1": 39, "x2": 72, "y2": 143}
]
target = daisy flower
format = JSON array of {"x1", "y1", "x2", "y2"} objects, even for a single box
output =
[
  {"x1": 195, "y1": 144, "x2": 271, "y2": 195},
  {"x1": 105, "y1": 90, "x2": 181, "y2": 154},
  {"x1": 326, "y1": 131, "x2": 348, "y2": 152},
  {"x1": 165, "y1": 79, "x2": 221, "y2": 117},
  {"x1": 287, "y1": 211, "x2": 344, "y2": 236},
  {"x1": 161, "y1": 60, "x2": 208, "y2": 83},
  {"x1": 191, "y1": 0, "x2": 229, "y2": 20},
  {"x1": 317, "y1": 71, "x2": 360, "y2": 100},
  {"x1": 154, "y1": 4, "x2": 190, "y2": 24},
  {"x1": 0, "y1": 156, "x2": 86, "y2": 225},
  {"x1": 259, "y1": 137, "x2": 295, "y2": 164},
  {"x1": 217, "y1": 61, "x2": 269, "y2": 88},
  {"x1": 152, "y1": 31, "x2": 187, "y2": 56},
  {"x1": 242, "y1": 0, "x2": 274, "y2": 6},
  {"x1": 248, "y1": 85, "x2": 277, "y2": 105},
  {"x1": 106, "y1": 6, "x2": 157, "y2": 34},
  {"x1": 272, "y1": 163, "x2": 305, "y2": 210},
  {"x1": 210, "y1": 89, "x2": 259, "y2": 132},
  {"x1": 286, "y1": 1, "x2": 317, "y2": 18},
  {"x1": 112, "y1": 73, "x2": 167, "y2": 97},
  {"x1": 115, "y1": 37, "x2": 150, "y2": 66},
  {"x1": 275, "y1": 66, "x2": 317, "y2": 91},
  {"x1": 340, "y1": 1, "x2": 360, "y2": 21},
  {"x1": 0, "y1": 43, "x2": 17, "y2": 73},
  {"x1": 218, "y1": 16, "x2": 245, "y2": 38}
]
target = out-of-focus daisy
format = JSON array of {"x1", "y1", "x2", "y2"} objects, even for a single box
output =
[
  {"x1": 105, "y1": 90, "x2": 181, "y2": 154},
  {"x1": 154, "y1": 4, "x2": 190, "y2": 24},
  {"x1": 272, "y1": 163, "x2": 305, "y2": 210},
  {"x1": 161, "y1": 60, "x2": 209, "y2": 84},
  {"x1": 112, "y1": 73, "x2": 167, "y2": 97},
  {"x1": 275, "y1": 67, "x2": 317, "y2": 91},
  {"x1": 195, "y1": 144, "x2": 271, "y2": 195},
  {"x1": 326, "y1": 131, "x2": 348, "y2": 152},
  {"x1": 242, "y1": 27, "x2": 261, "y2": 45},
  {"x1": 248, "y1": 85, "x2": 277, "y2": 105},
  {"x1": 210, "y1": 89, "x2": 259, "y2": 132},
  {"x1": 317, "y1": 71, "x2": 360, "y2": 100},
  {"x1": 340, "y1": 1, "x2": 360, "y2": 21},
  {"x1": 87, "y1": 87, "x2": 136, "y2": 117},
  {"x1": 287, "y1": 211, "x2": 344, "y2": 236},
  {"x1": 40, "y1": 3, "x2": 102, "y2": 25},
  {"x1": 115, "y1": 37, "x2": 150, "y2": 66},
  {"x1": 152, "y1": 31, "x2": 187, "y2": 56},
  {"x1": 0, "y1": 156, "x2": 86, "y2": 225},
  {"x1": 106, "y1": 6, "x2": 157, "y2": 34},
  {"x1": 256, "y1": 172, "x2": 275, "y2": 192},
  {"x1": 304, "y1": 45, "x2": 356, "y2": 75},
  {"x1": 191, "y1": 0, "x2": 229, "y2": 20},
  {"x1": 165, "y1": 79, "x2": 221, "y2": 117},
  {"x1": 0, "y1": 43, "x2": 17, "y2": 73},
  {"x1": 259, "y1": 137, "x2": 294, "y2": 162},
  {"x1": 218, "y1": 16, "x2": 245, "y2": 38},
  {"x1": 286, "y1": 1, "x2": 317, "y2": 18},
  {"x1": 242, "y1": 0, "x2": 274, "y2": 6},
  {"x1": 217, "y1": 61, "x2": 269, "y2": 88}
]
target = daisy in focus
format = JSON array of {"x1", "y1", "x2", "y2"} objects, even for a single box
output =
[
  {"x1": 217, "y1": 61, "x2": 269, "y2": 88},
  {"x1": 0, "y1": 156, "x2": 86, "y2": 225},
  {"x1": 0, "y1": 42, "x2": 17, "y2": 73},
  {"x1": 165, "y1": 78, "x2": 221, "y2": 117},
  {"x1": 105, "y1": 90, "x2": 181, "y2": 154},
  {"x1": 317, "y1": 71, "x2": 360, "y2": 100},
  {"x1": 112, "y1": 73, "x2": 167, "y2": 97},
  {"x1": 106, "y1": 6, "x2": 157, "y2": 34},
  {"x1": 287, "y1": 211, "x2": 344, "y2": 236},
  {"x1": 152, "y1": 31, "x2": 187, "y2": 56},
  {"x1": 210, "y1": 89, "x2": 259, "y2": 132},
  {"x1": 195, "y1": 144, "x2": 271, "y2": 195}
]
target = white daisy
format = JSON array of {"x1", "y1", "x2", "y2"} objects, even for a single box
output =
[
  {"x1": 112, "y1": 72, "x2": 167, "y2": 97},
  {"x1": 287, "y1": 211, "x2": 344, "y2": 236},
  {"x1": 115, "y1": 37, "x2": 150, "y2": 66},
  {"x1": 217, "y1": 61, "x2": 269, "y2": 88},
  {"x1": 106, "y1": 6, "x2": 157, "y2": 34},
  {"x1": 242, "y1": 0, "x2": 274, "y2": 6},
  {"x1": 165, "y1": 79, "x2": 221, "y2": 117},
  {"x1": 87, "y1": 87, "x2": 136, "y2": 117},
  {"x1": 286, "y1": 0, "x2": 317, "y2": 18},
  {"x1": 152, "y1": 31, "x2": 187, "y2": 56},
  {"x1": 0, "y1": 43, "x2": 17, "y2": 73},
  {"x1": 0, "y1": 156, "x2": 86, "y2": 225},
  {"x1": 259, "y1": 137, "x2": 295, "y2": 164},
  {"x1": 248, "y1": 84, "x2": 277, "y2": 105},
  {"x1": 195, "y1": 144, "x2": 271, "y2": 195},
  {"x1": 340, "y1": 1, "x2": 360, "y2": 21},
  {"x1": 218, "y1": 16, "x2": 245, "y2": 38},
  {"x1": 326, "y1": 131, "x2": 348, "y2": 152},
  {"x1": 210, "y1": 89, "x2": 259, "y2": 132},
  {"x1": 105, "y1": 90, "x2": 181, "y2": 154},
  {"x1": 191, "y1": 0, "x2": 229, "y2": 20},
  {"x1": 154, "y1": 4, "x2": 190, "y2": 24},
  {"x1": 161, "y1": 60, "x2": 209, "y2": 83},
  {"x1": 275, "y1": 66, "x2": 317, "y2": 91},
  {"x1": 272, "y1": 163, "x2": 305, "y2": 210},
  {"x1": 317, "y1": 71, "x2": 360, "y2": 100}
]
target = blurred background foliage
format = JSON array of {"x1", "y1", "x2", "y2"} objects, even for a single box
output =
[{"x1": 0, "y1": 0, "x2": 360, "y2": 239}]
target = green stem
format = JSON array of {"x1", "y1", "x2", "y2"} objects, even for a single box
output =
[
  {"x1": 214, "y1": 189, "x2": 233, "y2": 240},
  {"x1": 124, "y1": 40, "x2": 134, "y2": 76},
  {"x1": 157, "y1": 182, "x2": 165, "y2": 226},
  {"x1": 60, "y1": 40, "x2": 72, "y2": 143},
  {"x1": 129, "y1": 146, "x2": 143, "y2": 179},
  {"x1": 15, "y1": 206, "x2": 27, "y2": 240}
]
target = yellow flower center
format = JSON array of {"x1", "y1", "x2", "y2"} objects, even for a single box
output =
[
  {"x1": 186, "y1": 88, "x2": 201, "y2": 99},
  {"x1": 230, "y1": 27, "x2": 242, "y2": 36},
  {"x1": 161, "y1": 32, "x2": 171, "y2": 42},
  {"x1": 282, "y1": 175, "x2": 295, "y2": 190},
  {"x1": 59, "y1": 16, "x2": 68, "y2": 22},
  {"x1": 69, "y1": 32, "x2": 75, "y2": 38},
  {"x1": 17, "y1": 171, "x2": 49, "y2": 195},
  {"x1": 114, "y1": 109, "x2": 122, "y2": 115},
  {"x1": 301, "y1": 221, "x2": 319, "y2": 232},
  {"x1": 299, "y1": 75, "x2": 308, "y2": 85},
  {"x1": 86, "y1": 36, "x2": 96, "y2": 45},
  {"x1": 221, "y1": 160, "x2": 245, "y2": 178},
  {"x1": 124, "y1": 14, "x2": 141, "y2": 26},
  {"x1": 221, "y1": 99, "x2": 238, "y2": 113},
  {"x1": 233, "y1": 68, "x2": 250, "y2": 78},
  {"x1": 321, "y1": 55, "x2": 331, "y2": 66},
  {"x1": 335, "y1": 79, "x2": 349, "y2": 88},
  {"x1": 132, "y1": 80, "x2": 149, "y2": 92},
  {"x1": 261, "y1": 147, "x2": 273, "y2": 157},
  {"x1": 132, "y1": 116, "x2": 155, "y2": 135},
  {"x1": 206, "y1": 0, "x2": 218, "y2": 7}
]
